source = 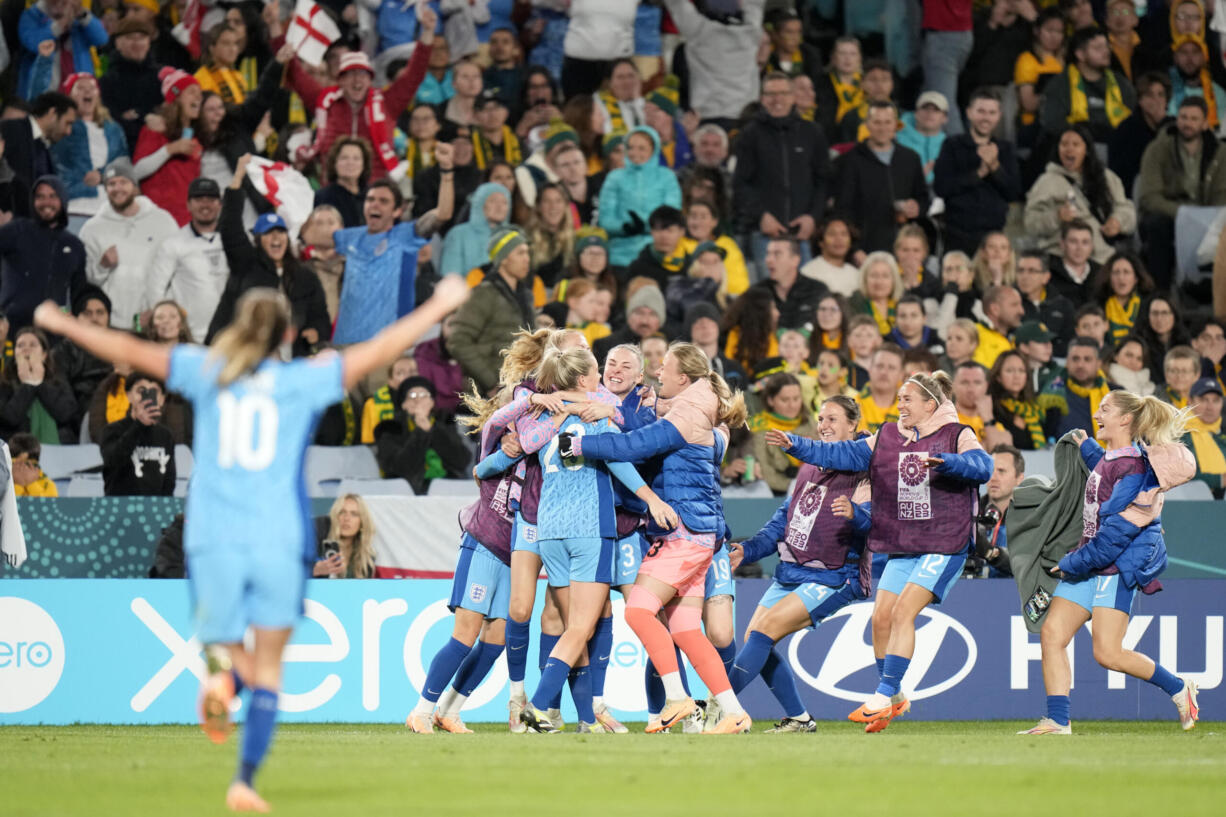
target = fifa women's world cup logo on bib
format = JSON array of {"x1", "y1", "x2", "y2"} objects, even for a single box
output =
[
  {"x1": 897, "y1": 452, "x2": 932, "y2": 520},
  {"x1": 491, "y1": 475, "x2": 513, "y2": 520},
  {"x1": 1082, "y1": 472, "x2": 1101, "y2": 539},
  {"x1": 785, "y1": 483, "x2": 827, "y2": 549}
]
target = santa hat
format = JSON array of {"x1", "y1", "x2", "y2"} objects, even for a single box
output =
[
  {"x1": 60, "y1": 73, "x2": 95, "y2": 95},
  {"x1": 159, "y1": 67, "x2": 199, "y2": 103},
  {"x1": 338, "y1": 51, "x2": 375, "y2": 76}
]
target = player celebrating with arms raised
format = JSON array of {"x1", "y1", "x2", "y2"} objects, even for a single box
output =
[
  {"x1": 729, "y1": 395, "x2": 872, "y2": 732},
  {"x1": 1020, "y1": 392, "x2": 1199, "y2": 735},
  {"x1": 34, "y1": 280, "x2": 468, "y2": 811},
  {"x1": 767, "y1": 371, "x2": 992, "y2": 732}
]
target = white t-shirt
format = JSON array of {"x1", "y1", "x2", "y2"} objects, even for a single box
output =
[{"x1": 801, "y1": 256, "x2": 861, "y2": 297}]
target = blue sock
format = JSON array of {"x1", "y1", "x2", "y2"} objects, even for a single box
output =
[
  {"x1": 875, "y1": 653, "x2": 910, "y2": 697},
  {"x1": 676, "y1": 646, "x2": 692, "y2": 695},
  {"x1": 587, "y1": 616, "x2": 614, "y2": 697},
  {"x1": 231, "y1": 669, "x2": 245, "y2": 697},
  {"x1": 531, "y1": 657, "x2": 572, "y2": 712},
  {"x1": 1046, "y1": 694, "x2": 1071, "y2": 727},
  {"x1": 761, "y1": 649, "x2": 807, "y2": 719},
  {"x1": 875, "y1": 657, "x2": 885, "y2": 680},
  {"x1": 716, "y1": 641, "x2": 737, "y2": 679},
  {"x1": 506, "y1": 618, "x2": 531, "y2": 683},
  {"x1": 454, "y1": 641, "x2": 505, "y2": 696},
  {"x1": 729, "y1": 631, "x2": 774, "y2": 694},
  {"x1": 539, "y1": 633, "x2": 563, "y2": 708},
  {"x1": 568, "y1": 665, "x2": 595, "y2": 723},
  {"x1": 238, "y1": 688, "x2": 278, "y2": 787},
  {"x1": 644, "y1": 659, "x2": 665, "y2": 714},
  {"x1": 1148, "y1": 664, "x2": 1185, "y2": 697},
  {"x1": 422, "y1": 638, "x2": 473, "y2": 703}
]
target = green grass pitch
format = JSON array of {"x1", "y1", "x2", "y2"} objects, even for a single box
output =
[{"x1": 4, "y1": 721, "x2": 1223, "y2": 817}]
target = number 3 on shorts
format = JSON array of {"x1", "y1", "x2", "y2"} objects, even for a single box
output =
[{"x1": 621, "y1": 540, "x2": 636, "y2": 568}]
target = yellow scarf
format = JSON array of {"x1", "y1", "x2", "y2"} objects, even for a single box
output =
[
  {"x1": 1109, "y1": 31, "x2": 1141, "y2": 80},
  {"x1": 1066, "y1": 371, "x2": 1112, "y2": 436},
  {"x1": 1185, "y1": 415, "x2": 1226, "y2": 474},
  {"x1": 750, "y1": 411, "x2": 806, "y2": 466},
  {"x1": 822, "y1": 331, "x2": 842, "y2": 350},
  {"x1": 196, "y1": 65, "x2": 247, "y2": 105},
  {"x1": 868, "y1": 300, "x2": 895, "y2": 335},
  {"x1": 1105, "y1": 293, "x2": 1140, "y2": 344},
  {"x1": 472, "y1": 126, "x2": 523, "y2": 170},
  {"x1": 999, "y1": 397, "x2": 1046, "y2": 448},
  {"x1": 406, "y1": 139, "x2": 437, "y2": 179},
  {"x1": 831, "y1": 72, "x2": 863, "y2": 124},
  {"x1": 106, "y1": 377, "x2": 129, "y2": 425},
  {"x1": 1067, "y1": 64, "x2": 1130, "y2": 128},
  {"x1": 598, "y1": 91, "x2": 628, "y2": 133},
  {"x1": 1165, "y1": 387, "x2": 1189, "y2": 409}
]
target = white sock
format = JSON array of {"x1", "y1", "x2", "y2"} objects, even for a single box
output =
[
  {"x1": 436, "y1": 686, "x2": 458, "y2": 716},
  {"x1": 890, "y1": 691, "x2": 906, "y2": 703},
  {"x1": 592, "y1": 695, "x2": 605, "y2": 711},
  {"x1": 444, "y1": 692, "x2": 468, "y2": 718},
  {"x1": 866, "y1": 692, "x2": 891, "y2": 710},
  {"x1": 413, "y1": 697, "x2": 435, "y2": 716},
  {"x1": 510, "y1": 680, "x2": 525, "y2": 699},
  {"x1": 714, "y1": 690, "x2": 744, "y2": 717},
  {"x1": 662, "y1": 672, "x2": 686, "y2": 700},
  {"x1": 794, "y1": 711, "x2": 812, "y2": 722}
]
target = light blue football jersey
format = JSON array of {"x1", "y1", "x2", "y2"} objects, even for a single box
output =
[
  {"x1": 536, "y1": 415, "x2": 621, "y2": 541},
  {"x1": 168, "y1": 345, "x2": 343, "y2": 560}
]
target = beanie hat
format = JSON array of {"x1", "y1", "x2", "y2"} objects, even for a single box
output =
[
  {"x1": 626, "y1": 284, "x2": 666, "y2": 327},
  {"x1": 683, "y1": 301, "x2": 722, "y2": 340},
  {"x1": 488, "y1": 227, "x2": 528, "y2": 268},
  {"x1": 574, "y1": 225, "x2": 609, "y2": 255},
  {"x1": 60, "y1": 72, "x2": 95, "y2": 95},
  {"x1": 645, "y1": 75, "x2": 681, "y2": 119},
  {"x1": 159, "y1": 67, "x2": 199, "y2": 103},
  {"x1": 691, "y1": 240, "x2": 727, "y2": 260},
  {"x1": 602, "y1": 131, "x2": 627, "y2": 157},
  {"x1": 102, "y1": 157, "x2": 139, "y2": 185},
  {"x1": 72, "y1": 284, "x2": 112, "y2": 318},
  {"x1": 113, "y1": 15, "x2": 155, "y2": 38},
  {"x1": 543, "y1": 117, "x2": 579, "y2": 153},
  {"x1": 395, "y1": 375, "x2": 437, "y2": 405},
  {"x1": 338, "y1": 51, "x2": 376, "y2": 76}
]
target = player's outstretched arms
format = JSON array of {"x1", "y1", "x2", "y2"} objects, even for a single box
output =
[{"x1": 34, "y1": 301, "x2": 171, "y2": 380}]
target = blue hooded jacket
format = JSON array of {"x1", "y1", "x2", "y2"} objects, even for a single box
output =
[
  {"x1": 597, "y1": 125, "x2": 683, "y2": 266},
  {"x1": 439, "y1": 182, "x2": 511, "y2": 277},
  {"x1": 18, "y1": 7, "x2": 108, "y2": 101}
]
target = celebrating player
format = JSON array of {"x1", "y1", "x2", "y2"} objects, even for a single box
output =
[
  {"x1": 561, "y1": 342, "x2": 753, "y2": 733},
  {"x1": 729, "y1": 395, "x2": 872, "y2": 732},
  {"x1": 1019, "y1": 392, "x2": 1200, "y2": 735},
  {"x1": 519, "y1": 346, "x2": 678, "y2": 732},
  {"x1": 33, "y1": 279, "x2": 468, "y2": 810},
  {"x1": 767, "y1": 371, "x2": 992, "y2": 732}
]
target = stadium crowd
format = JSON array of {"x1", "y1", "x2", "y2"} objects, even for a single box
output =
[{"x1": 2, "y1": 0, "x2": 1226, "y2": 506}]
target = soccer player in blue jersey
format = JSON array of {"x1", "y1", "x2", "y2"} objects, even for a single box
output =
[
  {"x1": 519, "y1": 345, "x2": 679, "y2": 733},
  {"x1": 727, "y1": 395, "x2": 872, "y2": 732},
  {"x1": 33, "y1": 279, "x2": 468, "y2": 811},
  {"x1": 1020, "y1": 394, "x2": 1200, "y2": 735}
]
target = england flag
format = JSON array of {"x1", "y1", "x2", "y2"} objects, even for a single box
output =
[{"x1": 285, "y1": 0, "x2": 342, "y2": 68}]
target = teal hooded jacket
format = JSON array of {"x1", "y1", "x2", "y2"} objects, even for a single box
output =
[
  {"x1": 439, "y1": 182, "x2": 511, "y2": 277},
  {"x1": 597, "y1": 126, "x2": 683, "y2": 267}
]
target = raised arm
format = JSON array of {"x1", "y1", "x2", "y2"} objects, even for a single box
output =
[
  {"x1": 339, "y1": 277, "x2": 469, "y2": 391},
  {"x1": 34, "y1": 302, "x2": 170, "y2": 380},
  {"x1": 766, "y1": 428, "x2": 874, "y2": 471},
  {"x1": 570, "y1": 417, "x2": 688, "y2": 463}
]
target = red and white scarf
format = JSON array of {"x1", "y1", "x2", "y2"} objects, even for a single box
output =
[{"x1": 314, "y1": 87, "x2": 398, "y2": 173}]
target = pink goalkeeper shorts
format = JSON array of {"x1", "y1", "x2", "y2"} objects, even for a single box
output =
[{"x1": 638, "y1": 526, "x2": 717, "y2": 598}]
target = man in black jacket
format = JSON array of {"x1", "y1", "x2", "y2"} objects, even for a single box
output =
[
  {"x1": 831, "y1": 100, "x2": 929, "y2": 253},
  {"x1": 0, "y1": 92, "x2": 77, "y2": 218},
  {"x1": 732, "y1": 71, "x2": 829, "y2": 278},
  {"x1": 933, "y1": 87, "x2": 1021, "y2": 254},
  {"x1": 751, "y1": 237, "x2": 827, "y2": 331},
  {"x1": 101, "y1": 372, "x2": 176, "y2": 497},
  {"x1": 0, "y1": 175, "x2": 87, "y2": 329},
  {"x1": 98, "y1": 16, "x2": 164, "y2": 149},
  {"x1": 51, "y1": 286, "x2": 113, "y2": 434}
]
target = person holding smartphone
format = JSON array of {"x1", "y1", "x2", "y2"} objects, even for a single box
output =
[{"x1": 99, "y1": 371, "x2": 176, "y2": 496}]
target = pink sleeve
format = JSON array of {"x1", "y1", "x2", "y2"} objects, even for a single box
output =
[
  {"x1": 956, "y1": 427, "x2": 985, "y2": 454},
  {"x1": 589, "y1": 385, "x2": 624, "y2": 426},
  {"x1": 515, "y1": 410, "x2": 560, "y2": 454},
  {"x1": 485, "y1": 396, "x2": 531, "y2": 439}
]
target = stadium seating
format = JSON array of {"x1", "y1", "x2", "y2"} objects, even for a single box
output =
[
  {"x1": 66, "y1": 474, "x2": 105, "y2": 497},
  {"x1": 1165, "y1": 480, "x2": 1215, "y2": 501},
  {"x1": 427, "y1": 478, "x2": 480, "y2": 498},
  {"x1": 40, "y1": 444, "x2": 103, "y2": 494},
  {"x1": 304, "y1": 446, "x2": 381, "y2": 497},
  {"x1": 337, "y1": 478, "x2": 414, "y2": 496}
]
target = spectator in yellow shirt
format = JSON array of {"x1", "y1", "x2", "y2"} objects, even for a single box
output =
[
  {"x1": 9, "y1": 432, "x2": 58, "y2": 497},
  {"x1": 360, "y1": 354, "x2": 419, "y2": 444}
]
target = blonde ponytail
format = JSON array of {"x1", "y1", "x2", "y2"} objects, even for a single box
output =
[
  {"x1": 535, "y1": 346, "x2": 596, "y2": 392},
  {"x1": 209, "y1": 288, "x2": 290, "y2": 386},
  {"x1": 668, "y1": 341, "x2": 748, "y2": 428},
  {"x1": 1113, "y1": 391, "x2": 1192, "y2": 447}
]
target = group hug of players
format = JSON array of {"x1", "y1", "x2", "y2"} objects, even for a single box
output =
[{"x1": 410, "y1": 327, "x2": 1203, "y2": 736}]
